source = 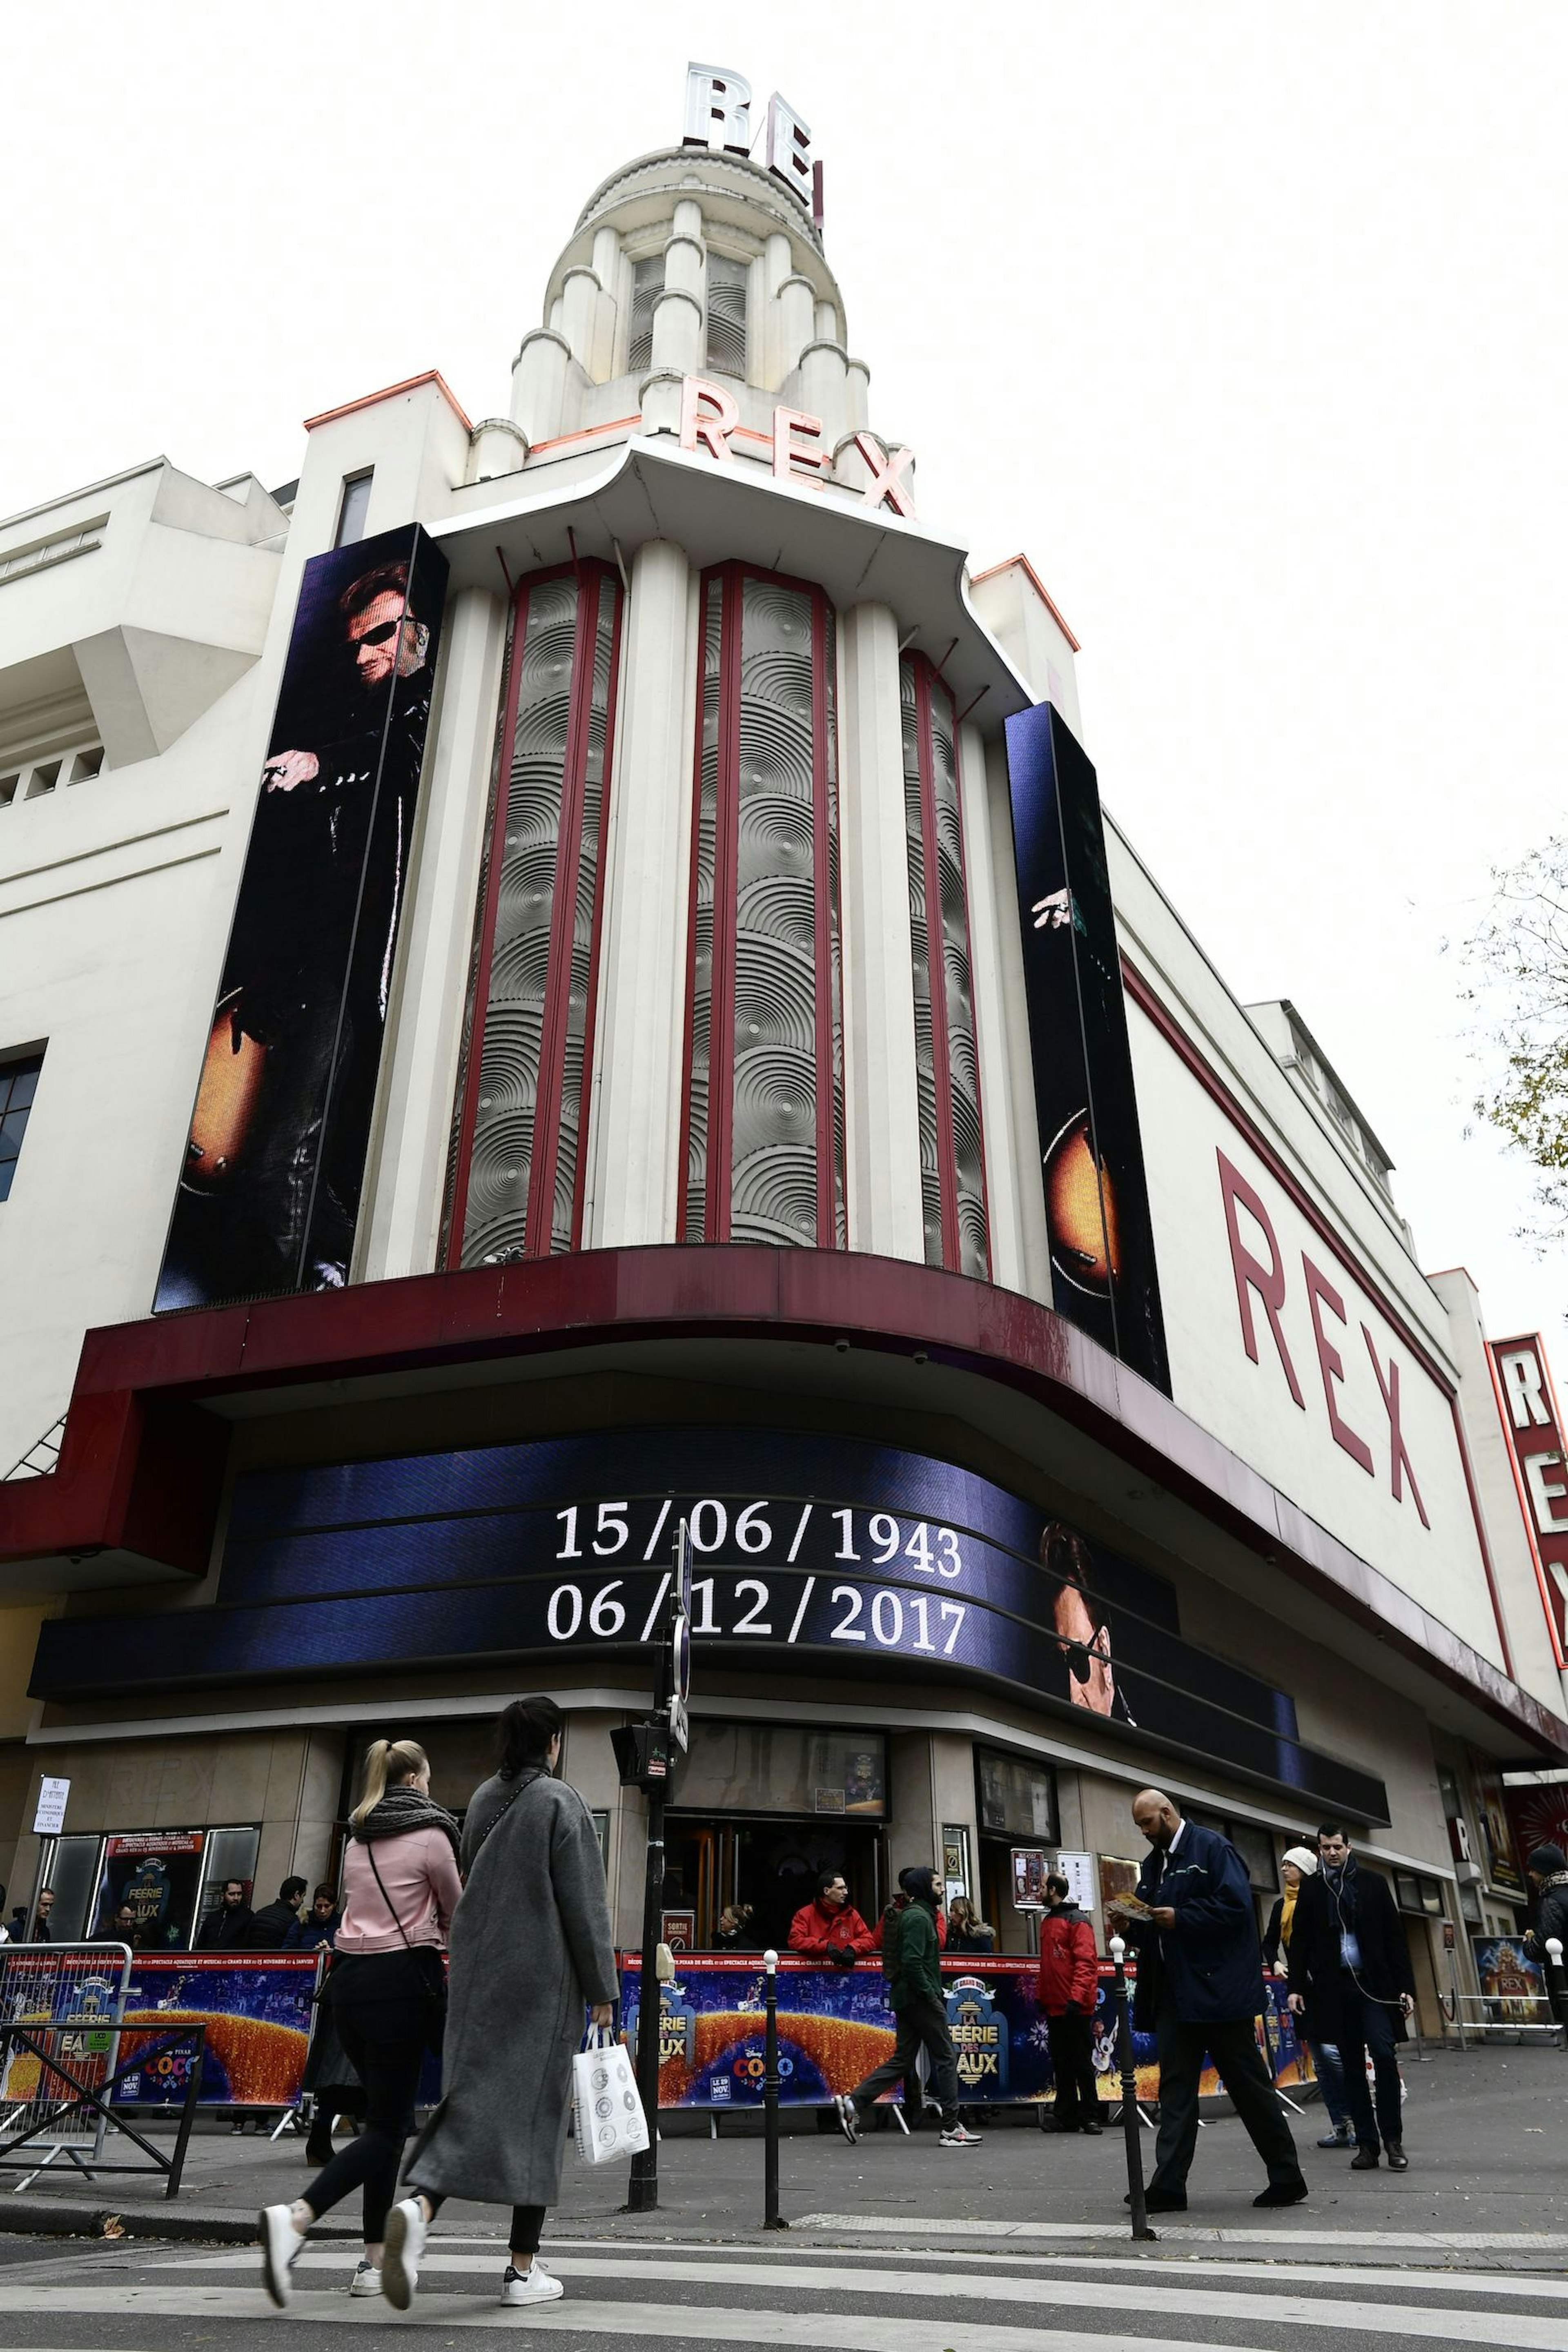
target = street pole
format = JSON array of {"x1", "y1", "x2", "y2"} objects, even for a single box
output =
[
  {"x1": 762, "y1": 1947, "x2": 786, "y2": 2229},
  {"x1": 1110, "y1": 1935, "x2": 1155, "y2": 2242},
  {"x1": 625, "y1": 1518, "x2": 688, "y2": 2216},
  {"x1": 626, "y1": 1768, "x2": 666, "y2": 2212}
]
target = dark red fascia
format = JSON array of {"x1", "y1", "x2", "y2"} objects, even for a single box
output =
[{"x1": 2, "y1": 1245, "x2": 1564, "y2": 1757}]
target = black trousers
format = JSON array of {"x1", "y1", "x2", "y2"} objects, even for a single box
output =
[
  {"x1": 1046, "y1": 2008, "x2": 1099, "y2": 2125},
  {"x1": 1149, "y1": 1998, "x2": 1302, "y2": 2196},
  {"x1": 849, "y1": 1995, "x2": 959, "y2": 2128},
  {"x1": 423, "y1": 2193, "x2": 545, "y2": 2260},
  {"x1": 1334, "y1": 1977, "x2": 1404, "y2": 2151},
  {"x1": 301, "y1": 1954, "x2": 431, "y2": 2244}
]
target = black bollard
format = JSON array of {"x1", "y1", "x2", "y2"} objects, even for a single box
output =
[
  {"x1": 762, "y1": 1947, "x2": 787, "y2": 2229},
  {"x1": 1111, "y1": 1934, "x2": 1155, "y2": 2241}
]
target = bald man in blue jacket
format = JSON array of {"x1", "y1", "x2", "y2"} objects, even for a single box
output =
[{"x1": 1112, "y1": 1789, "x2": 1306, "y2": 2213}]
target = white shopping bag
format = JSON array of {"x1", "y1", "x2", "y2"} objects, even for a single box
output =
[{"x1": 572, "y1": 2027, "x2": 650, "y2": 2166}]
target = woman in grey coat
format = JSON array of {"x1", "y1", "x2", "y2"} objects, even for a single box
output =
[{"x1": 381, "y1": 1696, "x2": 618, "y2": 2312}]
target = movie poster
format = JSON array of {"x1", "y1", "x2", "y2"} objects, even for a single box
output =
[
  {"x1": 93, "y1": 1831, "x2": 206, "y2": 1951},
  {"x1": 1472, "y1": 1936, "x2": 1548, "y2": 2023},
  {"x1": 1004, "y1": 702, "x2": 1169, "y2": 1393},
  {"x1": 154, "y1": 524, "x2": 449, "y2": 1311}
]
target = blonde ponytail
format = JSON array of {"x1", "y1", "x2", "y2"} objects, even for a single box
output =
[{"x1": 350, "y1": 1737, "x2": 428, "y2": 1827}]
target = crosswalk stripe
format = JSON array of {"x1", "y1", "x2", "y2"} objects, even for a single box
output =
[
  {"x1": 4, "y1": 2266, "x2": 1558, "y2": 2347},
  {"x1": 793, "y1": 2210, "x2": 1568, "y2": 2250},
  {"x1": 0, "y1": 2299, "x2": 1433, "y2": 2352},
  {"x1": 149, "y1": 2244, "x2": 1568, "y2": 2301}
]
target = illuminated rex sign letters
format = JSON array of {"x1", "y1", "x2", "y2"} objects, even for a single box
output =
[
  {"x1": 677, "y1": 375, "x2": 917, "y2": 521},
  {"x1": 1488, "y1": 1333, "x2": 1568, "y2": 1666}
]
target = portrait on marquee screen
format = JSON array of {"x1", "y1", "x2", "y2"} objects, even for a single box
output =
[{"x1": 155, "y1": 524, "x2": 449, "y2": 1312}]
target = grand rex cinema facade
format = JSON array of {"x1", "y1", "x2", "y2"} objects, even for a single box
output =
[{"x1": 1, "y1": 68, "x2": 1565, "y2": 2013}]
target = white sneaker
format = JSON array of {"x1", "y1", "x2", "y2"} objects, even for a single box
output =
[
  {"x1": 833, "y1": 2092, "x2": 861, "y2": 2145},
  {"x1": 349, "y1": 2260, "x2": 382, "y2": 2299},
  {"x1": 939, "y1": 2123, "x2": 983, "y2": 2146},
  {"x1": 381, "y1": 2197, "x2": 428, "y2": 2310},
  {"x1": 258, "y1": 2205, "x2": 303, "y2": 2308},
  {"x1": 500, "y1": 2260, "x2": 564, "y2": 2307}
]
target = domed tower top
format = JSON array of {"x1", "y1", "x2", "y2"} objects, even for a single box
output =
[{"x1": 505, "y1": 67, "x2": 879, "y2": 473}]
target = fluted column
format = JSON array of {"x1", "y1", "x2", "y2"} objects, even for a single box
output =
[
  {"x1": 590, "y1": 226, "x2": 622, "y2": 376},
  {"x1": 761, "y1": 231, "x2": 792, "y2": 385},
  {"x1": 511, "y1": 328, "x2": 572, "y2": 443},
  {"x1": 561, "y1": 266, "x2": 601, "y2": 374},
  {"x1": 586, "y1": 539, "x2": 697, "y2": 1247},
  {"x1": 799, "y1": 340, "x2": 850, "y2": 449},
  {"x1": 837, "y1": 601, "x2": 924, "y2": 1260},
  {"x1": 776, "y1": 272, "x2": 816, "y2": 380},
  {"x1": 358, "y1": 587, "x2": 508, "y2": 1281}
]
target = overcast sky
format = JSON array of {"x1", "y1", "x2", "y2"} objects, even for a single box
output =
[{"x1": 6, "y1": 6, "x2": 1563, "y2": 1335}]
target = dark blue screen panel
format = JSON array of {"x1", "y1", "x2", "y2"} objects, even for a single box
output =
[{"x1": 31, "y1": 1426, "x2": 1386, "y2": 1821}]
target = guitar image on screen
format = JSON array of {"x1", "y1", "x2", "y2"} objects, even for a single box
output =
[{"x1": 183, "y1": 990, "x2": 267, "y2": 1192}]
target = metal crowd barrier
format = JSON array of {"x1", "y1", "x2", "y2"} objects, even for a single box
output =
[
  {"x1": 1440, "y1": 1987, "x2": 1565, "y2": 2044},
  {"x1": 0, "y1": 1942, "x2": 205, "y2": 2197}
]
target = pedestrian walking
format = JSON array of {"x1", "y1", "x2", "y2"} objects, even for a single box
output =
[
  {"x1": 1037, "y1": 1872, "x2": 1102, "y2": 2134},
  {"x1": 946, "y1": 1897, "x2": 996, "y2": 1954},
  {"x1": 257, "y1": 1737, "x2": 460, "y2": 2307},
  {"x1": 1262, "y1": 1845, "x2": 1354, "y2": 2148},
  {"x1": 1109, "y1": 1788, "x2": 1306, "y2": 2212},
  {"x1": 834, "y1": 1866, "x2": 980, "y2": 2149},
  {"x1": 1523, "y1": 1843, "x2": 1568, "y2": 1989},
  {"x1": 1285, "y1": 1822, "x2": 1414, "y2": 2172},
  {"x1": 383, "y1": 1695, "x2": 619, "y2": 2313}
]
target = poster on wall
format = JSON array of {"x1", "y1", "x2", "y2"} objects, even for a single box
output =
[
  {"x1": 154, "y1": 523, "x2": 450, "y2": 1311},
  {"x1": 1471, "y1": 1936, "x2": 1548, "y2": 2022},
  {"x1": 93, "y1": 1832, "x2": 206, "y2": 1950},
  {"x1": 1504, "y1": 1779, "x2": 1568, "y2": 1873},
  {"x1": 1472, "y1": 1760, "x2": 1528, "y2": 1897},
  {"x1": 1003, "y1": 702, "x2": 1169, "y2": 1394}
]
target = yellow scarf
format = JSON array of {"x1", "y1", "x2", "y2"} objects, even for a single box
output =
[{"x1": 1280, "y1": 1883, "x2": 1299, "y2": 1946}]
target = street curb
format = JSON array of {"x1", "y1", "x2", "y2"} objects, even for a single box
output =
[{"x1": 0, "y1": 2201, "x2": 359, "y2": 2245}]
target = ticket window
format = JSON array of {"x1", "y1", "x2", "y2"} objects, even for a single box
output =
[
  {"x1": 666, "y1": 1721, "x2": 889, "y2": 1949},
  {"x1": 192, "y1": 1826, "x2": 263, "y2": 1945}
]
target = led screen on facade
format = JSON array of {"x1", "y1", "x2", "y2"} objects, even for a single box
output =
[
  {"x1": 30, "y1": 1428, "x2": 1386, "y2": 1820},
  {"x1": 154, "y1": 524, "x2": 449, "y2": 1312},
  {"x1": 1003, "y1": 702, "x2": 1169, "y2": 1392}
]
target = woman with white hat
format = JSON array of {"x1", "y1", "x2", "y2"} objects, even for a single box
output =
[{"x1": 1263, "y1": 1846, "x2": 1354, "y2": 2149}]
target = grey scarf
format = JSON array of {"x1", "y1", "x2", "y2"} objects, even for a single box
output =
[{"x1": 352, "y1": 1782, "x2": 461, "y2": 1855}]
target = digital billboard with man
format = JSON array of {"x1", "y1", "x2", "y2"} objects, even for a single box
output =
[{"x1": 155, "y1": 523, "x2": 449, "y2": 1310}]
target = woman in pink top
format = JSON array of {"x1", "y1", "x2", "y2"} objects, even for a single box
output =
[{"x1": 259, "y1": 1737, "x2": 461, "y2": 2306}]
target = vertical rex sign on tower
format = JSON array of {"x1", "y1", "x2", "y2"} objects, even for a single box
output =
[{"x1": 1004, "y1": 703, "x2": 1169, "y2": 1394}]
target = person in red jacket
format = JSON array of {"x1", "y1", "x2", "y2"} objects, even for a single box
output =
[
  {"x1": 788, "y1": 1871, "x2": 875, "y2": 1967},
  {"x1": 1037, "y1": 1872, "x2": 1102, "y2": 2134}
]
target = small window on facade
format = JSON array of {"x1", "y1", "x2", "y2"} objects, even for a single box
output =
[
  {"x1": 0, "y1": 1051, "x2": 43, "y2": 1202},
  {"x1": 68, "y1": 746, "x2": 105, "y2": 785},
  {"x1": 626, "y1": 255, "x2": 665, "y2": 374},
  {"x1": 0, "y1": 776, "x2": 18, "y2": 808},
  {"x1": 335, "y1": 471, "x2": 374, "y2": 548},
  {"x1": 24, "y1": 760, "x2": 60, "y2": 799},
  {"x1": 706, "y1": 254, "x2": 749, "y2": 375}
]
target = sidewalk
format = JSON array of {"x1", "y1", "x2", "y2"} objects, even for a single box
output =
[{"x1": 0, "y1": 2045, "x2": 1562, "y2": 2266}]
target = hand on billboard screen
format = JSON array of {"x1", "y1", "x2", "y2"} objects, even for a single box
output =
[
  {"x1": 263, "y1": 749, "x2": 320, "y2": 793},
  {"x1": 1031, "y1": 886, "x2": 1072, "y2": 931}
]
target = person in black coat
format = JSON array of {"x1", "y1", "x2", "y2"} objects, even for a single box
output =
[
  {"x1": 1109, "y1": 1790, "x2": 1305, "y2": 2212},
  {"x1": 248, "y1": 1877, "x2": 310, "y2": 1950},
  {"x1": 1523, "y1": 1844, "x2": 1568, "y2": 2020},
  {"x1": 198, "y1": 1880, "x2": 256, "y2": 1949},
  {"x1": 1285, "y1": 1824, "x2": 1414, "y2": 2171}
]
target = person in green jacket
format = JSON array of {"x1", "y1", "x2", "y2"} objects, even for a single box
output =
[{"x1": 834, "y1": 1868, "x2": 981, "y2": 2148}]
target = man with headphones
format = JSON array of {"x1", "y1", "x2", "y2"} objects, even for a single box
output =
[{"x1": 1285, "y1": 1823, "x2": 1415, "y2": 2171}]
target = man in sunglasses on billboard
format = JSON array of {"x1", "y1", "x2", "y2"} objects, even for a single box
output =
[{"x1": 171, "y1": 553, "x2": 437, "y2": 1304}]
